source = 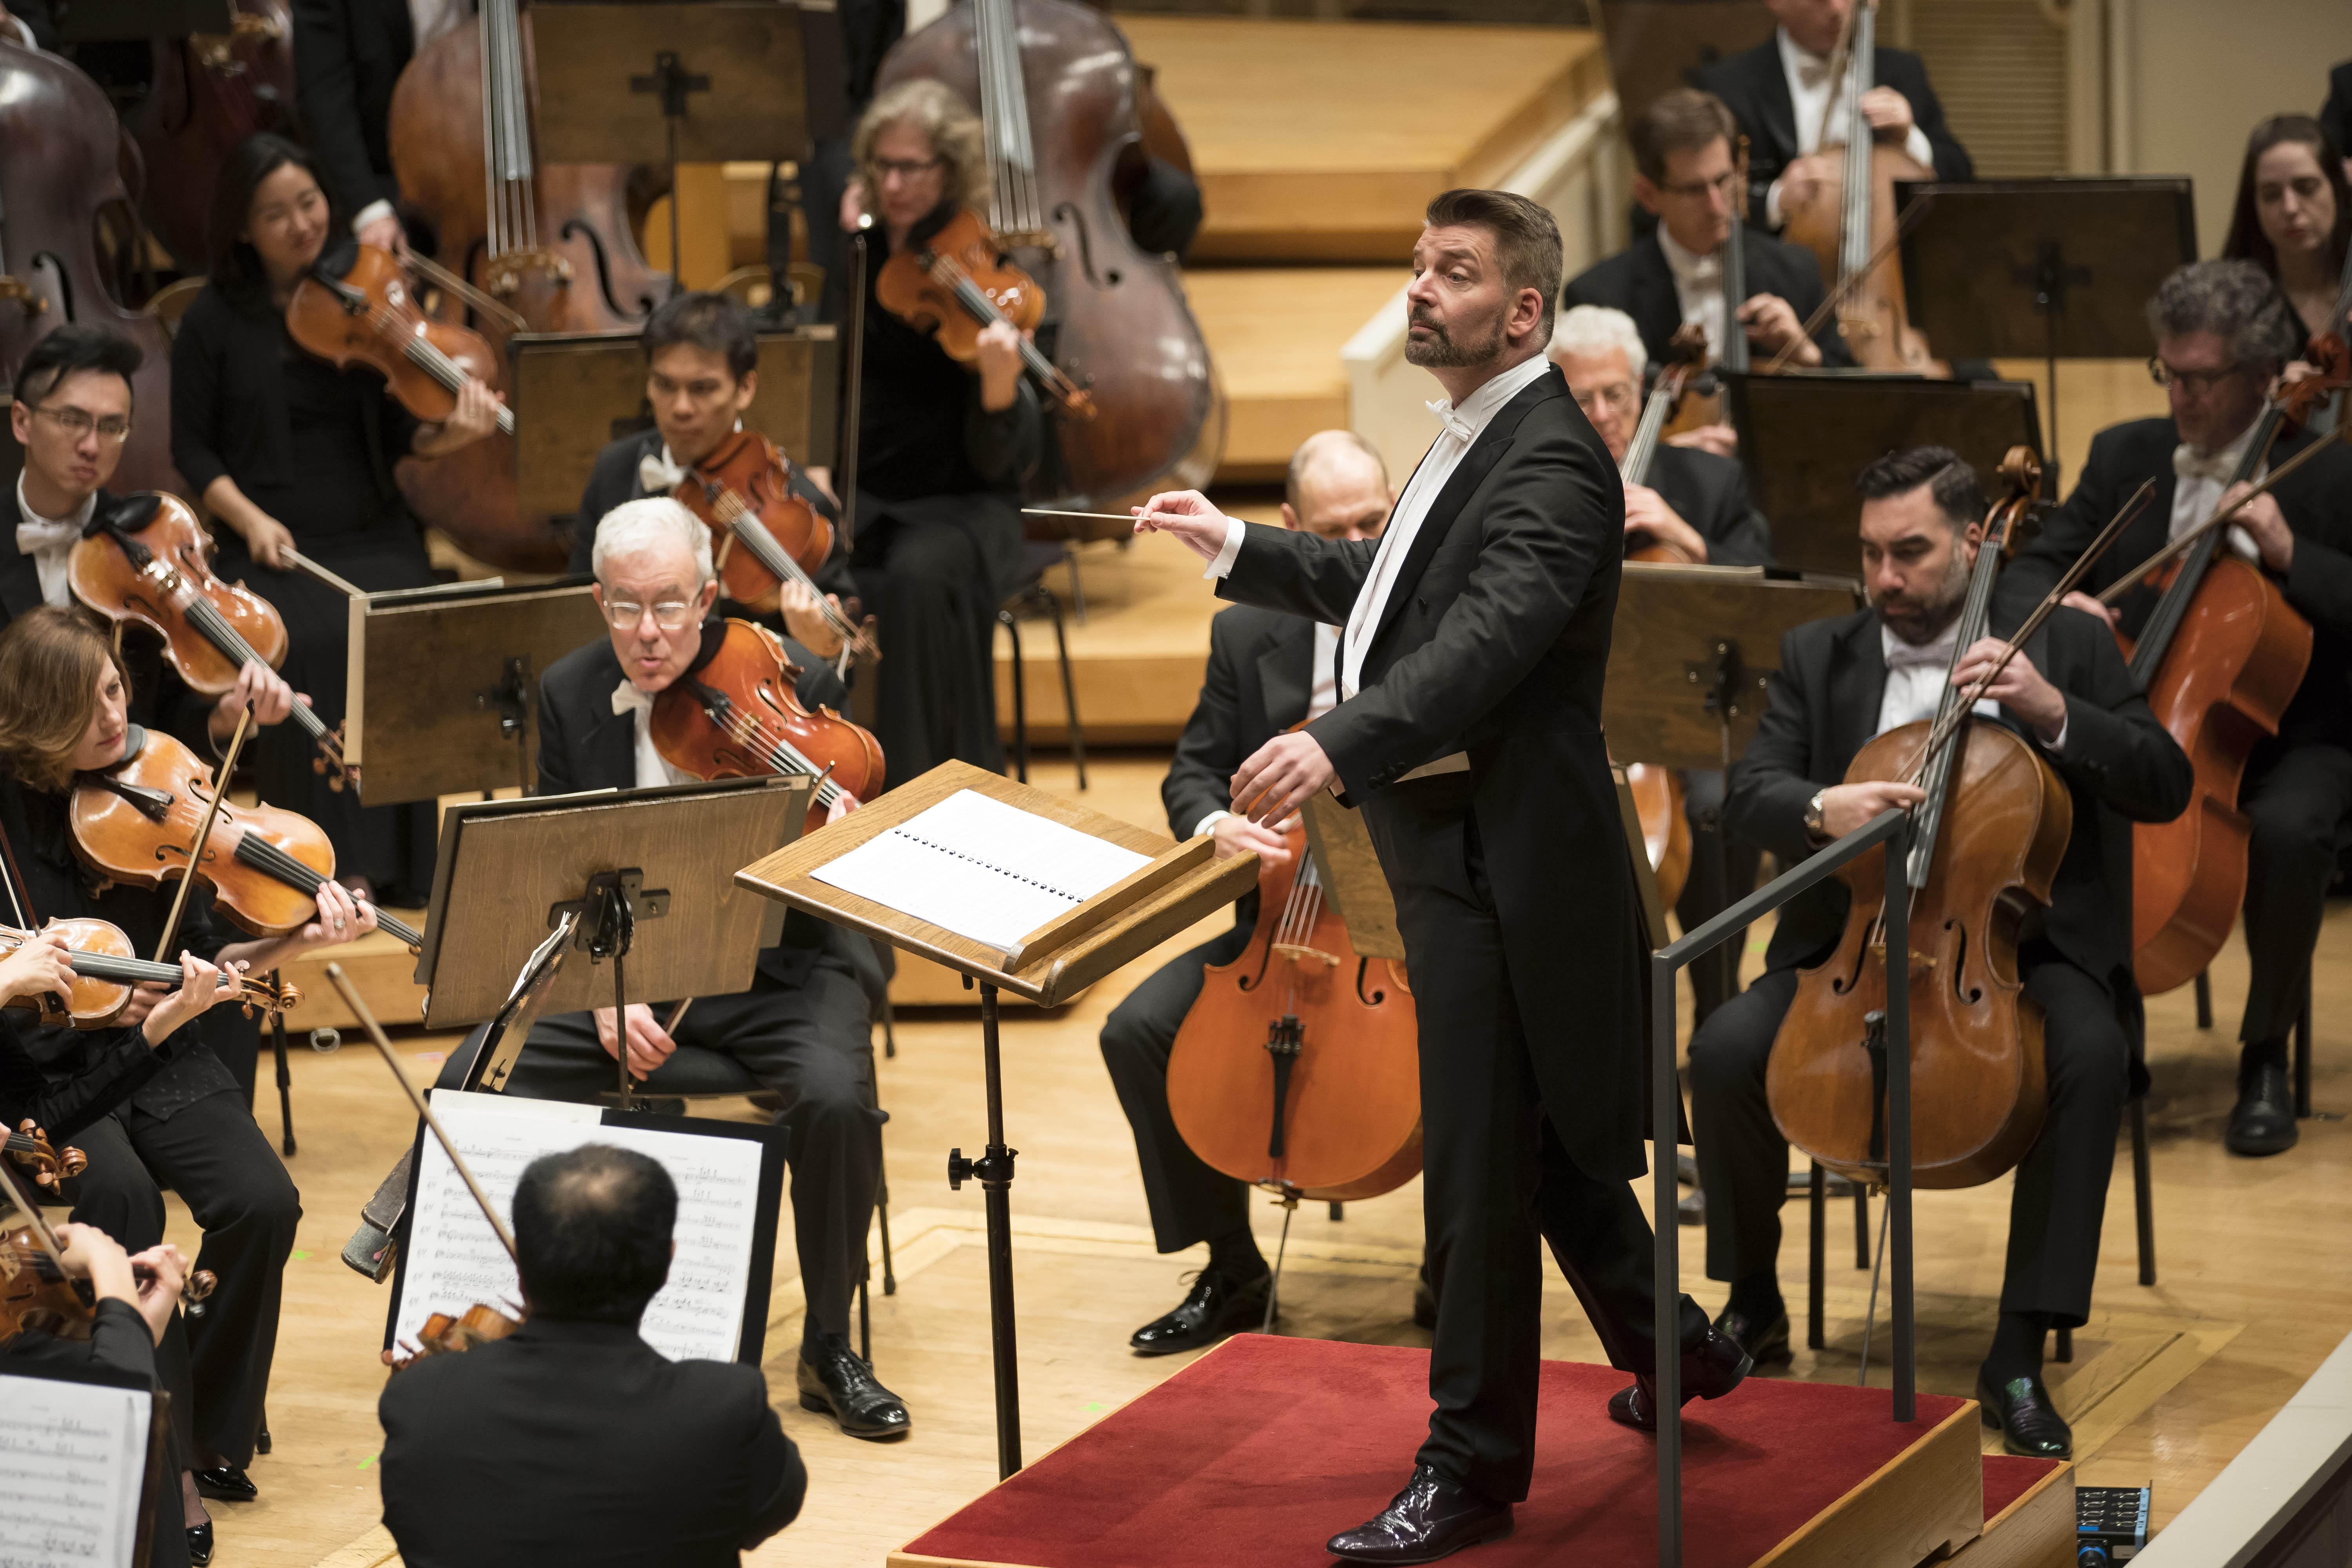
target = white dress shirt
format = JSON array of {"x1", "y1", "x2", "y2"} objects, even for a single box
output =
[
  {"x1": 1767, "y1": 27, "x2": 1938, "y2": 229},
  {"x1": 2169, "y1": 420, "x2": 2264, "y2": 564},
  {"x1": 13, "y1": 473, "x2": 95, "y2": 611},
  {"x1": 1656, "y1": 228, "x2": 1728, "y2": 364},
  {"x1": 1877, "y1": 619, "x2": 2061, "y2": 749},
  {"x1": 1192, "y1": 621, "x2": 1343, "y2": 839},
  {"x1": 612, "y1": 681, "x2": 695, "y2": 789}
]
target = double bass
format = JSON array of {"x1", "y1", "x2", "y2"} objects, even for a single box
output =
[
  {"x1": 130, "y1": 1, "x2": 297, "y2": 271},
  {"x1": 876, "y1": 0, "x2": 1223, "y2": 513},
  {"x1": 1767, "y1": 452, "x2": 2061, "y2": 1189}
]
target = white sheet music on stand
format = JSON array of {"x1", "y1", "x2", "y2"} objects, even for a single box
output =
[
  {"x1": 0, "y1": 1373, "x2": 150, "y2": 1567},
  {"x1": 810, "y1": 787, "x2": 1151, "y2": 952},
  {"x1": 394, "y1": 1093, "x2": 767, "y2": 1364}
]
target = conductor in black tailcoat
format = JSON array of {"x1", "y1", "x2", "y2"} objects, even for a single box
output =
[{"x1": 1136, "y1": 189, "x2": 1744, "y2": 1564}]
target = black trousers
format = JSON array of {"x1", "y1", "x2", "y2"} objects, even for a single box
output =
[
  {"x1": 850, "y1": 510, "x2": 1011, "y2": 781},
  {"x1": 1675, "y1": 769, "x2": 1762, "y2": 1025},
  {"x1": 2238, "y1": 742, "x2": 2352, "y2": 1044},
  {"x1": 1367, "y1": 781, "x2": 1706, "y2": 1504},
  {"x1": 1098, "y1": 921, "x2": 1255, "y2": 1255},
  {"x1": 446, "y1": 969, "x2": 883, "y2": 1349},
  {"x1": 61, "y1": 1091, "x2": 301, "y2": 1466},
  {"x1": 1688, "y1": 952, "x2": 2129, "y2": 1327}
]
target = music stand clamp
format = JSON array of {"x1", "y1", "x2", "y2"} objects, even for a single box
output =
[{"x1": 558, "y1": 869, "x2": 672, "y2": 1111}]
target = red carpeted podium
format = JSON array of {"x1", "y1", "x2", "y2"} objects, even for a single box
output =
[{"x1": 893, "y1": 1336, "x2": 2073, "y2": 1568}]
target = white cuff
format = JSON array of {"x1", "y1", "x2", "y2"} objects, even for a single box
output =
[
  {"x1": 1902, "y1": 126, "x2": 1934, "y2": 172},
  {"x1": 2045, "y1": 714, "x2": 2068, "y2": 754},
  {"x1": 352, "y1": 199, "x2": 396, "y2": 237},
  {"x1": 1193, "y1": 810, "x2": 1232, "y2": 840},
  {"x1": 1764, "y1": 176, "x2": 1786, "y2": 230},
  {"x1": 1203, "y1": 516, "x2": 1246, "y2": 580}
]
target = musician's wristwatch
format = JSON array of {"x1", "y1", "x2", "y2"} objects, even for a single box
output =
[{"x1": 1803, "y1": 789, "x2": 1828, "y2": 840}]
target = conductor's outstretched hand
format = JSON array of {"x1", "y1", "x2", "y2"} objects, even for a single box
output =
[
  {"x1": 1132, "y1": 490, "x2": 1235, "y2": 562},
  {"x1": 1232, "y1": 731, "x2": 1336, "y2": 825}
]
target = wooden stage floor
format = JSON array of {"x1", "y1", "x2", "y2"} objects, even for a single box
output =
[{"x1": 152, "y1": 752, "x2": 2352, "y2": 1567}]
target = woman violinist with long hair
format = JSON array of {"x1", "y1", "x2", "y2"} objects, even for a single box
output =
[
  {"x1": 0, "y1": 606, "x2": 378, "y2": 1539},
  {"x1": 840, "y1": 80, "x2": 1045, "y2": 782},
  {"x1": 2223, "y1": 114, "x2": 2351, "y2": 434},
  {"x1": 169, "y1": 132, "x2": 501, "y2": 904}
]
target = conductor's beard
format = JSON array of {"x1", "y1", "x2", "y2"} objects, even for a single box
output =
[{"x1": 1405, "y1": 302, "x2": 1507, "y2": 369}]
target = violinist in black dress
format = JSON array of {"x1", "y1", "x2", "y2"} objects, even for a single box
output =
[{"x1": 169, "y1": 133, "x2": 501, "y2": 905}]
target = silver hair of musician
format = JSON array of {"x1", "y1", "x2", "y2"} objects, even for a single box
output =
[
  {"x1": 2147, "y1": 259, "x2": 2306, "y2": 375},
  {"x1": 1549, "y1": 304, "x2": 1649, "y2": 383},
  {"x1": 591, "y1": 497, "x2": 715, "y2": 586}
]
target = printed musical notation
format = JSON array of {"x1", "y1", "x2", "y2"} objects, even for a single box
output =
[
  {"x1": 0, "y1": 1374, "x2": 150, "y2": 1568},
  {"x1": 393, "y1": 1094, "x2": 770, "y2": 1365}
]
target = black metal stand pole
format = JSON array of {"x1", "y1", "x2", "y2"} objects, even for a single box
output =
[
  {"x1": 949, "y1": 982, "x2": 1022, "y2": 1478},
  {"x1": 271, "y1": 971, "x2": 295, "y2": 1157},
  {"x1": 1885, "y1": 820, "x2": 1915, "y2": 1422}
]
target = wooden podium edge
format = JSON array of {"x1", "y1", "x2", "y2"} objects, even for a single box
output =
[
  {"x1": 1758, "y1": 1400, "x2": 1985, "y2": 1568},
  {"x1": 1956, "y1": 1458, "x2": 2074, "y2": 1568}
]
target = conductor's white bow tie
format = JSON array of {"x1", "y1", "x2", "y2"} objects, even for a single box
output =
[{"x1": 1426, "y1": 401, "x2": 1477, "y2": 443}]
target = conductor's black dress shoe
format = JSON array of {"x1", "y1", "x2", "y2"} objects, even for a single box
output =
[
  {"x1": 1128, "y1": 1267, "x2": 1269, "y2": 1355},
  {"x1": 1712, "y1": 1304, "x2": 1792, "y2": 1366},
  {"x1": 2225, "y1": 1060, "x2": 2298, "y2": 1156},
  {"x1": 191, "y1": 1464, "x2": 256, "y2": 1503},
  {"x1": 1978, "y1": 1369, "x2": 2071, "y2": 1457},
  {"x1": 1606, "y1": 1324, "x2": 1754, "y2": 1432},
  {"x1": 1326, "y1": 1466, "x2": 1513, "y2": 1564},
  {"x1": 796, "y1": 1334, "x2": 912, "y2": 1441}
]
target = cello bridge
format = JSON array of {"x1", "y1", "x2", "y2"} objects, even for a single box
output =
[
  {"x1": 993, "y1": 229, "x2": 1061, "y2": 255},
  {"x1": 1866, "y1": 941, "x2": 1936, "y2": 975},
  {"x1": 1271, "y1": 943, "x2": 1343, "y2": 969}
]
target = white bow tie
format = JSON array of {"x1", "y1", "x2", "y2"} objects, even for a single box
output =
[
  {"x1": 1884, "y1": 633, "x2": 1956, "y2": 673},
  {"x1": 1425, "y1": 401, "x2": 1476, "y2": 444},
  {"x1": 610, "y1": 681, "x2": 655, "y2": 717},
  {"x1": 638, "y1": 445, "x2": 691, "y2": 495},
  {"x1": 15, "y1": 517, "x2": 82, "y2": 557},
  {"x1": 1793, "y1": 50, "x2": 1834, "y2": 89},
  {"x1": 2172, "y1": 444, "x2": 2243, "y2": 487}
]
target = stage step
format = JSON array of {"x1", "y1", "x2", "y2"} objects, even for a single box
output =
[
  {"x1": 1185, "y1": 267, "x2": 1408, "y2": 483},
  {"x1": 278, "y1": 921, "x2": 427, "y2": 1036}
]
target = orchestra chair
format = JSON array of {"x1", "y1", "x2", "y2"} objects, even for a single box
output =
[
  {"x1": 145, "y1": 276, "x2": 205, "y2": 339},
  {"x1": 997, "y1": 539, "x2": 1089, "y2": 789}
]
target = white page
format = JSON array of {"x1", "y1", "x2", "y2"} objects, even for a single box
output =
[
  {"x1": 810, "y1": 788, "x2": 1152, "y2": 951},
  {"x1": 394, "y1": 1093, "x2": 769, "y2": 1365},
  {"x1": 0, "y1": 1373, "x2": 149, "y2": 1568}
]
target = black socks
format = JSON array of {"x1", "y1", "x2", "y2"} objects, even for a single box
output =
[
  {"x1": 1725, "y1": 1268, "x2": 1784, "y2": 1326},
  {"x1": 1208, "y1": 1225, "x2": 1269, "y2": 1283},
  {"x1": 2243, "y1": 1036, "x2": 2289, "y2": 1077},
  {"x1": 1984, "y1": 1309, "x2": 2049, "y2": 1387}
]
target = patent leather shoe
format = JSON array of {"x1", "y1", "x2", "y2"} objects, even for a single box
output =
[
  {"x1": 2225, "y1": 1061, "x2": 2298, "y2": 1156},
  {"x1": 1712, "y1": 1305, "x2": 1791, "y2": 1366},
  {"x1": 1607, "y1": 1324, "x2": 1754, "y2": 1432},
  {"x1": 1978, "y1": 1368, "x2": 2071, "y2": 1458},
  {"x1": 796, "y1": 1335, "x2": 911, "y2": 1441},
  {"x1": 191, "y1": 1465, "x2": 256, "y2": 1503},
  {"x1": 1326, "y1": 1465, "x2": 1513, "y2": 1564},
  {"x1": 185, "y1": 1522, "x2": 214, "y2": 1566},
  {"x1": 1128, "y1": 1268, "x2": 1269, "y2": 1355}
]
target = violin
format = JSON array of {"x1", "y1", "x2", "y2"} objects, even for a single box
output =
[
  {"x1": 874, "y1": 207, "x2": 1098, "y2": 419},
  {"x1": 648, "y1": 620, "x2": 884, "y2": 833},
  {"x1": 1620, "y1": 325, "x2": 1710, "y2": 566},
  {"x1": 68, "y1": 492, "x2": 354, "y2": 789},
  {"x1": 286, "y1": 241, "x2": 515, "y2": 439},
  {"x1": 2, "y1": 1143, "x2": 216, "y2": 1344},
  {"x1": 1165, "y1": 814, "x2": 1421, "y2": 1201},
  {"x1": 666, "y1": 431, "x2": 878, "y2": 661},
  {"x1": 1767, "y1": 451, "x2": 2058, "y2": 1189},
  {"x1": 68, "y1": 728, "x2": 423, "y2": 952},
  {"x1": 2, "y1": 918, "x2": 297, "y2": 1028},
  {"x1": 5, "y1": 1124, "x2": 85, "y2": 1190}
]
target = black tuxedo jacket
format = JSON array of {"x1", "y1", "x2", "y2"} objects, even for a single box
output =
[
  {"x1": 379, "y1": 1317, "x2": 804, "y2": 1568},
  {"x1": 292, "y1": 0, "x2": 415, "y2": 215},
  {"x1": 1728, "y1": 604, "x2": 2190, "y2": 992},
  {"x1": 1163, "y1": 605, "x2": 1313, "y2": 841},
  {"x1": 2000, "y1": 416, "x2": 2352, "y2": 753},
  {"x1": 1218, "y1": 361, "x2": 1648, "y2": 1180},
  {"x1": 1647, "y1": 443, "x2": 1773, "y2": 567},
  {"x1": 568, "y1": 429, "x2": 857, "y2": 605},
  {"x1": 535, "y1": 626, "x2": 855, "y2": 994},
  {"x1": 1694, "y1": 38, "x2": 1973, "y2": 226},
  {"x1": 1560, "y1": 229, "x2": 1855, "y2": 370}
]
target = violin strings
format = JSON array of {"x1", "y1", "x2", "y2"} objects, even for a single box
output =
[
  {"x1": 710, "y1": 497, "x2": 862, "y2": 641},
  {"x1": 705, "y1": 704, "x2": 849, "y2": 808}
]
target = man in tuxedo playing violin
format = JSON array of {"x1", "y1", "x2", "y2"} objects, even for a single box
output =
[
  {"x1": 1562, "y1": 88, "x2": 1851, "y2": 459},
  {"x1": 1697, "y1": 447, "x2": 2189, "y2": 1460},
  {"x1": 398, "y1": 497, "x2": 906, "y2": 1440},
  {"x1": 1996, "y1": 260, "x2": 2352, "y2": 1158},
  {"x1": 1099, "y1": 429, "x2": 1398, "y2": 1357},
  {"x1": 1138, "y1": 189, "x2": 1744, "y2": 1563},
  {"x1": 1694, "y1": 0, "x2": 1972, "y2": 239}
]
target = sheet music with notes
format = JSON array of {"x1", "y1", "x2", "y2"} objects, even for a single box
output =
[
  {"x1": 393, "y1": 1093, "x2": 771, "y2": 1365},
  {"x1": 810, "y1": 787, "x2": 1151, "y2": 952},
  {"x1": 0, "y1": 1372, "x2": 150, "y2": 1568}
]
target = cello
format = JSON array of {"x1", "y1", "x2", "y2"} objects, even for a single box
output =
[
  {"x1": 875, "y1": 0, "x2": 1223, "y2": 511},
  {"x1": 1662, "y1": 135, "x2": 1751, "y2": 442},
  {"x1": 387, "y1": 0, "x2": 670, "y2": 570},
  {"x1": 1767, "y1": 452, "x2": 2062, "y2": 1189},
  {"x1": 1619, "y1": 326, "x2": 1709, "y2": 567}
]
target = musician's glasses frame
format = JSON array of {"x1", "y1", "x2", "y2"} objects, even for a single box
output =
[
  {"x1": 27, "y1": 403, "x2": 133, "y2": 444},
  {"x1": 603, "y1": 599, "x2": 699, "y2": 631}
]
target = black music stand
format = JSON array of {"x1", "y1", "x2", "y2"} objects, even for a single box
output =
[
  {"x1": 1894, "y1": 178, "x2": 2197, "y2": 465},
  {"x1": 1725, "y1": 371, "x2": 2045, "y2": 578},
  {"x1": 53, "y1": 0, "x2": 229, "y2": 37},
  {"x1": 508, "y1": 327, "x2": 840, "y2": 521},
  {"x1": 1595, "y1": 0, "x2": 1778, "y2": 121},
  {"x1": 341, "y1": 578, "x2": 606, "y2": 804}
]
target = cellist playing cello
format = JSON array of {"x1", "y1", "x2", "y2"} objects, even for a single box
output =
[{"x1": 1692, "y1": 448, "x2": 2189, "y2": 1460}]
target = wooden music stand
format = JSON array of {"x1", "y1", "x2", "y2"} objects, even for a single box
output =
[
  {"x1": 1299, "y1": 793, "x2": 1403, "y2": 962},
  {"x1": 341, "y1": 579, "x2": 606, "y2": 804},
  {"x1": 735, "y1": 760, "x2": 1258, "y2": 1479}
]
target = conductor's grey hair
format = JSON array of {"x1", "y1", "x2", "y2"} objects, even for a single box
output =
[{"x1": 591, "y1": 497, "x2": 715, "y2": 586}]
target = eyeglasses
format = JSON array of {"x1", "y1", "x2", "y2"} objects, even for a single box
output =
[
  {"x1": 871, "y1": 155, "x2": 944, "y2": 180},
  {"x1": 27, "y1": 404, "x2": 132, "y2": 444},
  {"x1": 2147, "y1": 356, "x2": 2247, "y2": 396},
  {"x1": 601, "y1": 599, "x2": 698, "y2": 631},
  {"x1": 1657, "y1": 169, "x2": 1742, "y2": 201},
  {"x1": 1570, "y1": 381, "x2": 1641, "y2": 416}
]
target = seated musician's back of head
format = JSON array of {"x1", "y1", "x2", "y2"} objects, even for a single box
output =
[{"x1": 377, "y1": 1143, "x2": 805, "y2": 1568}]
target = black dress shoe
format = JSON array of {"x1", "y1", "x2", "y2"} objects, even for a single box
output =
[
  {"x1": 1128, "y1": 1268, "x2": 1269, "y2": 1355},
  {"x1": 1978, "y1": 1369, "x2": 2071, "y2": 1458},
  {"x1": 1712, "y1": 1305, "x2": 1792, "y2": 1367},
  {"x1": 1607, "y1": 1324, "x2": 1754, "y2": 1433},
  {"x1": 796, "y1": 1334, "x2": 911, "y2": 1441},
  {"x1": 2226, "y1": 1061, "x2": 2298, "y2": 1156},
  {"x1": 186, "y1": 1522, "x2": 214, "y2": 1566},
  {"x1": 1326, "y1": 1465, "x2": 1513, "y2": 1564},
  {"x1": 191, "y1": 1464, "x2": 256, "y2": 1503}
]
